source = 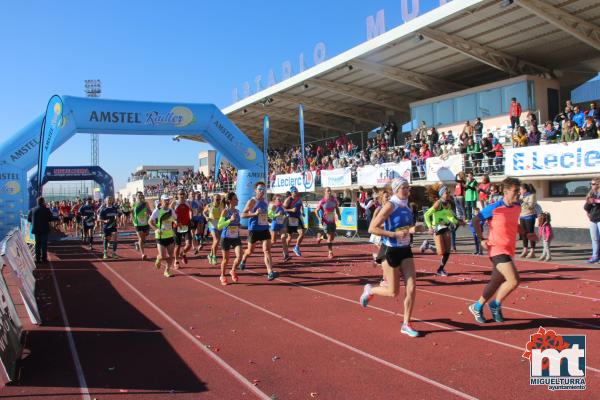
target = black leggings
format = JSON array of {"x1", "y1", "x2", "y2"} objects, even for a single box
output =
[{"x1": 520, "y1": 218, "x2": 536, "y2": 248}]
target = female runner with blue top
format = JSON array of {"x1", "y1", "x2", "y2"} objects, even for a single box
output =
[
  {"x1": 269, "y1": 194, "x2": 290, "y2": 262},
  {"x1": 217, "y1": 192, "x2": 241, "y2": 285},
  {"x1": 239, "y1": 182, "x2": 279, "y2": 281},
  {"x1": 359, "y1": 178, "x2": 423, "y2": 338}
]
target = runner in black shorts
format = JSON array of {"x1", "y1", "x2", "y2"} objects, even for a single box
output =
[
  {"x1": 98, "y1": 197, "x2": 120, "y2": 260},
  {"x1": 149, "y1": 194, "x2": 178, "y2": 278},
  {"x1": 239, "y1": 182, "x2": 278, "y2": 281},
  {"x1": 216, "y1": 192, "x2": 241, "y2": 285},
  {"x1": 315, "y1": 187, "x2": 341, "y2": 259},
  {"x1": 132, "y1": 192, "x2": 151, "y2": 260},
  {"x1": 78, "y1": 197, "x2": 96, "y2": 250},
  {"x1": 283, "y1": 186, "x2": 305, "y2": 257},
  {"x1": 359, "y1": 178, "x2": 424, "y2": 338}
]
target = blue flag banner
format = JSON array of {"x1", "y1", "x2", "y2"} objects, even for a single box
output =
[
  {"x1": 214, "y1": 152, "x2": 222, "y2": 182},
  {"x1": 37, "y1": 95, "x2": 63, "y2": 192},
  {"x1": 263, "y1": 115, "x2": 269, "y2": 183},
  {"x1": 299, "y1": 104, "x2": 305, "y2": 173}
]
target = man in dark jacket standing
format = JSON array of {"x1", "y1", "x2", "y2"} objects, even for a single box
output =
[{"x1": 27, "y1": 196, "x2": 53, "y2": 263}]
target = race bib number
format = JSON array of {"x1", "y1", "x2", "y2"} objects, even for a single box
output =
[
  {"x1": 137, "y1": 217, "x2": 148, "y2": 226},
  {"x1": 275, "y1": 216, "x2": 285, "y2": 225},
  {"x1": 227, "y1": 225, "x2": 239, "y2": 238},
  {"x1": 395, "y1": 227, "x2": 411, "y2": 246},
  {"x1": 258, "y1": 213, "x2": 268, "y2": 226},
  {"x1": 177, "y1": 225, "x2": 189, "y2": 233},
  {"x1": 326, "y1": 211, "x2": 336, "y2": 222},
  {"x1": 85, "y1": 220, "x2": 95, "y2": 227},
  {"x1": 288, "y1": 217, "x2": 299, "y2": 227}
]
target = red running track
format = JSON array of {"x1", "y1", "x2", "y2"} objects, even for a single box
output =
[{"x1": 1, "y1": 229, "x2": 599, "y2": 399}]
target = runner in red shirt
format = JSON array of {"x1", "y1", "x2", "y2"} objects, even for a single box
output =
[
  {"x1": 173, "y1": 190, "x2": 193, "y2": 267},
  {"x1": 59, "y1": 202, "x2": 72, "y2": 233},
  {"x1": 468, "y1": 177, "x2": 530, "y2": 324}
]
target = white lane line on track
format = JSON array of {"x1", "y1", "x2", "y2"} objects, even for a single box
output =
[
  {"x1": 99, "y1": 239, "x2": 600, "y2": 375},
  {"x1": 48, "y1": 260, "x2": 91, "y2": 400},
  {"x1": 331, "y1": 242, "x2": 600, "y2": 303},
  {"x1": 96, "y1": 260, "x2": 271, "y2": 400},
  {"x1": 176, "y1": 270, "x2": 478, "y2": 400},
  {"x1": 414, "y1": 254, "x2": 600, "y2": 299},
  {"x1": 241, "y1": 263, "x2": 600, "y2": 375}
]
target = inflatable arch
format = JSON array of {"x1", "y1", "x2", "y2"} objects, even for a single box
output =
[
  {"x1": 28, "y1": 166, "x2": 115, "y2": 208},
  {"x1": 0, "y1": 96, "x2": 265, "y2": 236}
]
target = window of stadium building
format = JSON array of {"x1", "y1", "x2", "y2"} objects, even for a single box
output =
[
  {"x1": 549, "y1": 180, "x2": 591, "y2": 198},
  {"x1": 412, "y1": 81, "x2": 531, "y2": 127}
]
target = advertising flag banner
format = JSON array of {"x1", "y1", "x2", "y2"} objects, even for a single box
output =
[
  {"x1": 37, "y1": 95, "x2": 63, "y2": 192},
  {"x1": 263, "y1": 115, "x2": 269, "y2": 181}
]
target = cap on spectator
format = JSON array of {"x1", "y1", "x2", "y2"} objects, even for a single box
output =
[
  {"x1": 290, "y1": 186, "x2": 298, "y2": 193},
  {"x1": 391, "y1": 177, "x2": 409, "y2": 193},
  {"x1": 161, "y1": 194, "x2": 172, "y2": 201},
  {"x1": 439, "y1": 186, "x2": 448, "y2": 197}
]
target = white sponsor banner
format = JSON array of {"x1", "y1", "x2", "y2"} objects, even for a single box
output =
[
  {"x1": 271, "y1": 171, "x2": 316, "y2": 194},
  {"x1": 505, "y1": 139, "x2": 600, "y2": 176},
  {"x1": 1, "y1": 231, "x2": 41, "y2": 324},
  {"x1": 426, "y1": 154, "x2": 464, "y2": 182},
  {"x1": 356, "y1": 161, "x2": 412, "y2": 186},
  {"x1": 320, "y1": 168, "x2": 351, "y2": 188}
]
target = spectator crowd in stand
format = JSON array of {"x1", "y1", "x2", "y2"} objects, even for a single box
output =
[{"x1": 139, "y1": 98, "x2": 599, "y2": 197}]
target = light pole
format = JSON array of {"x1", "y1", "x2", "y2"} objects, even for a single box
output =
[{"x1": 84, "y1": 79, "x2": 101, "y2": 195}]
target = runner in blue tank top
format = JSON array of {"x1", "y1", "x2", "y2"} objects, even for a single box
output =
[
  {"x1": 359, "y1": 178, "x2": 424, "y2": 338},
  {"x1": 216, "y1": 192, "x2": 242, "y2": 286},
  {"x1": 239, "y1": 182, "x2": 278, "y2": 281},
  {"x1": 269, "y1": 194, "x2": 290, "y2": 262},
  {"x1": 284, "y1": 186, "x2": 305, "y2": 257}
]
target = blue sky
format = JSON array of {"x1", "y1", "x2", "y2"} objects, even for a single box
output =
[{"x1": 0, "y1": 0, "x2": 445, "y2": 190}]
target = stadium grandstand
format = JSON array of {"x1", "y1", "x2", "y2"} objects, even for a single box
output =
[{"x1": 176, "y1": 0, "x2": 600, "y2": 240}]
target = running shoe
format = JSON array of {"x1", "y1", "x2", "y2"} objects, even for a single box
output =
[
  {"x1": 194, "y1": 248, "x2": 199, "y2": 255},
  {"x1": 327, "y1": 252, "x2": 334, "y2": 259},
  {"x1": 103, "y1": 252, "x2": 109, "y2": 260},
  {"x1": 220, "y1": 275, "x2": 228, "y2": 286},
  {"x1": 230, "y1": 270, "x2": 239, "y2": 283},
  {"x1": 468, "y1": 303, "x2": 486, "y2": 323},
  {"x1": 420, "y1": 240, "x2": 429, "y2": 254},
  {"x1": 293, "y1": 245, "x2": 302, "y2": 257},
  {"x1": 436, "y1": 269, "x2": 448, "y2": 277},
  {"x1": 155, "y1": 258, "x2": 161, "y2": 270},
  {"x1": 182, "y1": 254, "x2": 188, "y2": 264},
  {"x1": 359, "y1": 284, "x2": 373, "y2": 307},
  {"x1": 488, "y1": 302, "x2": 505, "y2": 323},
  {"x1": 239, "y1": 261, "x2": 246, "y2": 270},
  {"x1": 587, "y1": 257, "x2": 599, "y2": 264},
  {"x1": 112, "y1": 253, "x2": 119, "y2": 260},
  {"x1": 316, "y1": 236, "x2": 322, "y2": 245},
  {"x1": 134, "y1": 242, "x2": 140, "y2": 251},
  {"x1": 163, "y1": 270, "x2": 171, "y2": 278},
  {"x1": 267, "y1": 271, "x2": 279, "y2": 281},
  {"x1": 89, "y1": 244, "x2": 93, "y2": 251},
  {"x1": 400, "y1": 323, "x2": 419, "y2": 338},
  {"x1": 174, "y1": 261, "x2": 180, "y2": 270},
  {"x1": 141, "y1": 254, "x2": 147, "y2": 261},
  {"x1": 282, "y1": 253, "x2": 291, "y2": 262}
]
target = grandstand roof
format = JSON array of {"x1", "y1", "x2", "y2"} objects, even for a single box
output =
[{"x1": 183, "y1": 0, "x2": 600, "y2": 147}]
